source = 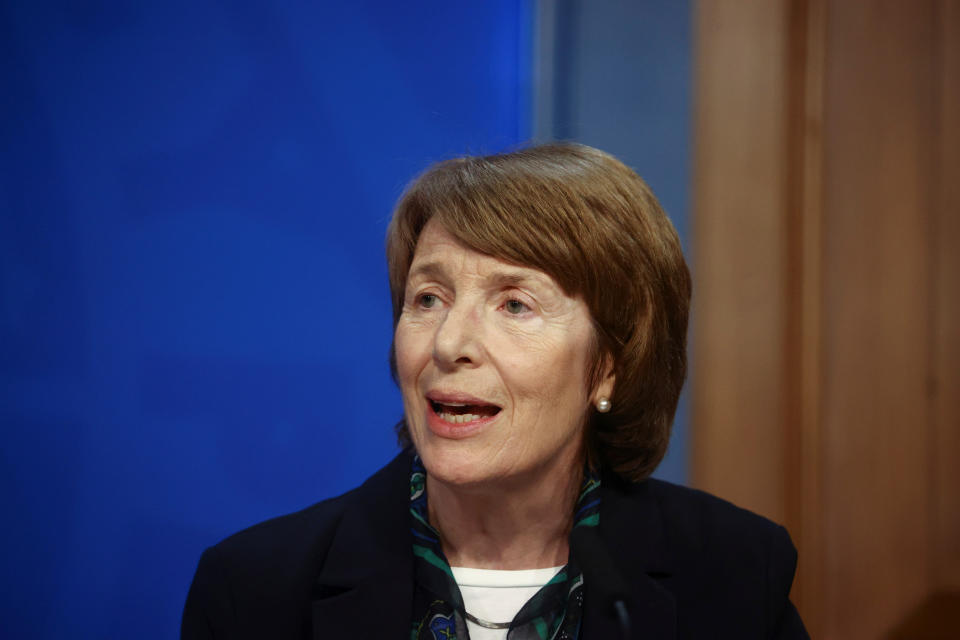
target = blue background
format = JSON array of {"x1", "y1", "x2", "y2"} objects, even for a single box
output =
[{"x1": 1, "y1": 1, "x2": 688, "y2": 637}]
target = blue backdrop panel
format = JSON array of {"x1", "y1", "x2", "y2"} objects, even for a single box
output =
[{"x1": 1, "y1": 2, "x2": 531, "y2": 637}]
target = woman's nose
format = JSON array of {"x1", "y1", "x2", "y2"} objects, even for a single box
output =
[{"x1": 432, "y1": 302, "x2": 482, "y2": 368}]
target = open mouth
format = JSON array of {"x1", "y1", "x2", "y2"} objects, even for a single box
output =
[{"x1": 429, "y1": 400, "x2": 502, "y2": 424}]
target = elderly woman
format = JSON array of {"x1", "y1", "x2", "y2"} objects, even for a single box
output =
[{"x1": 182, "y1": 144, "x2": 807, "y2": 639}]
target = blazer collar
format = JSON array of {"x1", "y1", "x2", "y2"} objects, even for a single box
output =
[
  {"x1": 581, "y1": 471, "x2": 677, "y2": 639},
  {"x1": 310, "y1": 453, "x2": 677, "y2": 640},
  {"x1": 311, "y1": 452, "x2": 414, "y2": 640}
]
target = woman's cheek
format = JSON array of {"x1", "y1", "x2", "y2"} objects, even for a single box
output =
[
  {"x1": 496, "y1": 315, "x2": 549, "y2": 347},
  {"x1": 393, "y1": 323, "x2": 423, "y2": 382}
]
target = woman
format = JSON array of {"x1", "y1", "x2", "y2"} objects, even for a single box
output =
[{"x1": 182, "y1": 144, "x2": 808, "y2": 639}]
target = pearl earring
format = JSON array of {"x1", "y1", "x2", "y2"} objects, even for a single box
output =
[{"x1": 596, "y1": 398, "x2": 612, "y2": 413}]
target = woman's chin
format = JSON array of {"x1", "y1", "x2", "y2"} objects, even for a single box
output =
[{"x1": 416, "y1": 442, "x2": 507, "y2": 489}]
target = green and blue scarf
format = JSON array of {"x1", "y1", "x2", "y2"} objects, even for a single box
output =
[{"x1": 410, "y1": 455, "x2": 601, "y2": 640}]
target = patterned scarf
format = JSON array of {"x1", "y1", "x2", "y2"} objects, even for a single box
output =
[{"x1": 409, "y1": 455, "x2": 601, "y2": 640}]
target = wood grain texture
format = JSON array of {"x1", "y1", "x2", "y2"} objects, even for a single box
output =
[
  {"x1": 692, "y1": 0, "x2": 958, "y2": 637},
  {"x1": 819, "y1": 2, "x2": 937, "y2": 635},
  {"x1": 932, "y1": 0, "x2": 960, "y2": 593},
  {"x1": 691, "y1": 0, "x2": 791, "y2": 525},
  {"x1": 792, "y1": 0, "x2": 826, "y2": 631}
]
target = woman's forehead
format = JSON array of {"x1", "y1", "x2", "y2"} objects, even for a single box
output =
[{"x1": 407, "y1": 220, "x2": 560, "y2": 291}]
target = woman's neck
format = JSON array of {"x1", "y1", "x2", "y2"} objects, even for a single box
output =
[{"x1": 426, "y1": 451, "x2": 583, "y2": 571}]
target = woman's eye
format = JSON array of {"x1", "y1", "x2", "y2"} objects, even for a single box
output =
[
  {"x1": 418, "y1": 294, "x2": 438, "y2": 309},
  {"x1": 504, "y1": 299, "x2": 529, "y2": 314}
]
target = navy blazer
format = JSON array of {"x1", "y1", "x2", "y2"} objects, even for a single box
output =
[{"x1": 182, "y1": 451, "x2": 808, "y2": 639}]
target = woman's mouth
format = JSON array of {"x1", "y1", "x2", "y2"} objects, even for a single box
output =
[{"x1": 429, "y1": 400, "x2": 502, "y2": 424}]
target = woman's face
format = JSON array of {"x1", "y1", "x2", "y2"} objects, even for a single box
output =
[{"x1": 394, "y1": 219, "x2": 613, "y2": 489}]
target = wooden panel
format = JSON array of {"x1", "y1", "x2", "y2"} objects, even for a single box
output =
[
  {"x1": 693, "y1": 0, "x2": 957, "y2": 636},
  {"x1": 932, "y1": 0, "x2": 960, "y2": 592},
  {"x1": 819, "y1": 1, "x2": 937, "y2": 637},
  {"x1": 691, "y1": 0, "x2": 791, "y2": 525},
  {"x1": 792, "y1": 0, "x2": 826, "y2": 632}
]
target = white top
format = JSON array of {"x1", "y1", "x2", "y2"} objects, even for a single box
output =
[{"x1": 451, "y1": 566, "x2": 564, "y2": 640}]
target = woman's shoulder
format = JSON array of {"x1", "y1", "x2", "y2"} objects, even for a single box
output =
[
  {"x1": 207, "y1": 486, "x2": 355, "y2": 567},
  {"x1": 605, "y1": 473, "x2": 798, "y2": 595},
  {"x1": 181, "y1": 490, "x2": 356, "y2": 639},
  {"x1": 603, "y1": 476, "x2": 806, "y2": 637},
  {"x1": 645, "y1": 477, "x2": 794, "y2": 552},
  {"x1": 182, "y1": 454, "x2": 412, "y2": 639},
  {"x1": 203, "y1": 451, "x2": 411, "y2": 569}
]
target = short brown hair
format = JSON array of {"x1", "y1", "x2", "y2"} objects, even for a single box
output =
[{"x1": 385, "y1": 143, "x2": 691, "y2": 481}]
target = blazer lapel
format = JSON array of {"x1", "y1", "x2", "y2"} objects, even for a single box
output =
[
  {"x1": 582, "y1": 473, "x2": 677, "y2": 639},
  {"x1": 308, "y1": 454, "x2": 677, "y2": 639},
  {"x1": 311, "y1": 453, "x2": 414, "y2": 640}
]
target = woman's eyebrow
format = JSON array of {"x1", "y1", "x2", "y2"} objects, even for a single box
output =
[
  {"x1": 408, "y1": 261, "x2": 558, "y2": 293},
  {"x1": 489, "y1": 271, "x2": 534, "y2": 287},
  {"x1": 488, "y1": 270, "x2": 557, "y2": 293},
  {"x1": 406, "y1": 261, "x2": 447, "y2": 282}
]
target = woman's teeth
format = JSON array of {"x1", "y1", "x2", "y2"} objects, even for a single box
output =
[
  {"x1": 430, "y1": 400, "x2": 500, "y2": 424},
  {"x1": 438, "y1": 411, "x2": 483, "y2": 424}
]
